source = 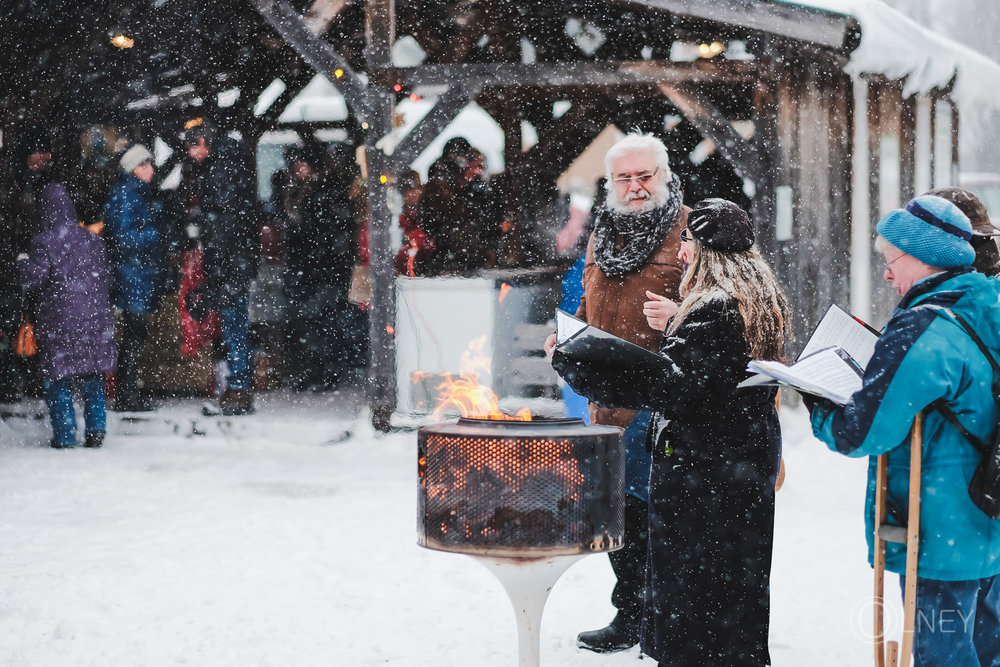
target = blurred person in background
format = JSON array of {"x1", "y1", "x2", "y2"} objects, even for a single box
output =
[
  {"x1": 16, "y1": 183, "x2": 116, "y2": 449},
  {"x1": 419, "y1": 156, "x2": 464, "y2": 275},
  {"x1": 1, "y1": 128, "x2": 55, "y2": 401},
  {"x1": 182, "y1": 122, "x2": 259, "y2": 415},
  {"x1": 394, "y1": 170, "x2": 431, "y2": 276},
  {"x1": 103, "y1": 144, "x2": 165, "y2": 412},
  {"x1": 283, "y1": 144, "x2": 359, "y2": 391},
  {"x1": 926, "y1": 186, "x2": 1000, "y2": 277}
]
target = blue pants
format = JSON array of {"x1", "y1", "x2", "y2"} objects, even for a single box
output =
[
  {"x1": 44, "y1": 373, "x2": 106, "y2": 447},
  {"x1": 218, "y1": 295, "x2": 253, "y2": 392},
  {"x1": 901, "y1": 574, "x2": 1000, "y2": 667}
]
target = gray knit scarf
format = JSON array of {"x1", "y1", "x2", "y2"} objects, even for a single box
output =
[{"x1": 592, "y1": 173, "x2": 684, "y2": 278}]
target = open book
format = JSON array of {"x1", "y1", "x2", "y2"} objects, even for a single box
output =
[
  {"x1": 555, "y1": 310, "x2": 669, "y2": 375},
  {"x1": 737, "y1": 304, "x2": 880, "y2": 405}
]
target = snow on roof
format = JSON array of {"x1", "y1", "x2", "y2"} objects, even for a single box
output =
[{"x1": 778, "y1": 0, "x2": 1000, "y2": 109}]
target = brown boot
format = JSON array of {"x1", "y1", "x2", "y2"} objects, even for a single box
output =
[{"x1": 219, "y1": 388, "x2": 254, "y2": 416}]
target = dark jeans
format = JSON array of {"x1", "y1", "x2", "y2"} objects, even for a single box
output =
[
  {"x1": 117, "y1": 311, "x2": 149, "y2": 406},
  {"x1": 219, "y1": 294, "x2": 253, "y2": 392},
  {"x1": 44, "y1": 373, "x2": 106, "y2": 447},
  {"x1": 609, "y1": 494, "x2": 650, "y2": 626},
  {"x1": 901, "y1": 574, "x2": 1000, "y2": 667}
]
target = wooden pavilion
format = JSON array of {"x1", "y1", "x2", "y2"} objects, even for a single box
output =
[{"x1": 0, "y1": 0, "x2": 969, "y2": 428}]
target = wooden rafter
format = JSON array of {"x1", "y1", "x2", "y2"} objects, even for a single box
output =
[
  {"x1": 391, "y1": 84, "x2": 481, "y2": 168},
  {"x1": 386, "y1": 60, "x2": 756, "y2": 89},
  {"x1": 249, "y1": 0, "x2": 370, "y2": 120},
  {"x1": 659, "y1": 82, "x2": 762, "y2": 177}
]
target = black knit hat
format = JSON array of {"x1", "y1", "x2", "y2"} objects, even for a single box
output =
[{"x1": 686, "y1": 198, "x2": 754, "y2": 253}]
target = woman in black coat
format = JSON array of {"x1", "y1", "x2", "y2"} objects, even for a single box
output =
[{"x1": 553, "y1": 199, "x2": 789, "y2": 667}]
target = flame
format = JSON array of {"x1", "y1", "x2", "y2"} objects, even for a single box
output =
[
  {"x1": 426, "y1": 336, "x2": 532, "y2": 421},
  {"x1": 498, "y1": 282, "x2": 512, "y2": 303}
]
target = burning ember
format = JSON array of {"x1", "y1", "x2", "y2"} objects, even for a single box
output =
[{"x1": 417, "y1": 335, "x2": 532, "y2": 421}]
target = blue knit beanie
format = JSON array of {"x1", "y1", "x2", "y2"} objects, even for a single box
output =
[{"x1": 876, "y1": 195, "x2": 975, "y2": 268}]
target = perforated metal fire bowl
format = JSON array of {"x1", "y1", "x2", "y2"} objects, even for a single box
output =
[{"x1": 417, "y1": 417, "x2": 624, "y2": 558}]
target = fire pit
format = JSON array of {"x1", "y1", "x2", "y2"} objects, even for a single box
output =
[{"x1": 417, "y1": 416, "x2": 624, "y2": 666}]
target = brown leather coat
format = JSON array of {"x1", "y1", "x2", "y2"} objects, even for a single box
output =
[{"x1": 576, "y1": 206, "x2": 689, "y2": 428}]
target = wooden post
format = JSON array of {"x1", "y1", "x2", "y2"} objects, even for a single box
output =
[
  {"x1": 899, "y1": 413, "x2": 923, "y2": 666},
  {"x1": 751, "y1": 59, "x2": 780, "y2": 265},
  {"x1": 874, "y1": 452, "x2": 889, "y2": 667},
  {"x1": 365, "y1": 0, "x2": 397, "y2": 432},
  {"x1": 873, "y1": 413, "x2": 923, "y2": 667}
]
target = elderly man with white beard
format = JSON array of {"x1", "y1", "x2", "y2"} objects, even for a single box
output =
[{"x1": 546, "y1": 132, "x2": 689, "y2": 653}]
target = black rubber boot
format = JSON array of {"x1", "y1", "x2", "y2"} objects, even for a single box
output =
[
  {"x1": 576, "y1": 614, "x2": 640, "y2": 654},
  {"x1": 219, "y1": 388, "x2": 254, "y2": 416},
  {"x1": 84, "y1": 431, "x2": 105, "y2": 448}
]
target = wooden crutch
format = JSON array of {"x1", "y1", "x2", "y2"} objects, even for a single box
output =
[{"x1": 873, "y1": 412, "x2": 923, "y2": 667}]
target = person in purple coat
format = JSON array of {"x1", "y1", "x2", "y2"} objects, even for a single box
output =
[{"x1": 16, "y1": 183, "x2": 116, "y2": 448}]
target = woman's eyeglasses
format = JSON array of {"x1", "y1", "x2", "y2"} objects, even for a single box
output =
[{"x1": 680, "y1": 228, "x2": 692, "y2": 242}]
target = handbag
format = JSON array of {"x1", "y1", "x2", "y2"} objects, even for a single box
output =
[
  {"x1": 14, "y1": 316, "x2": 38, "y2": 357},
  {"x1": 348, "y1": 264, "x2": 371, "y2": 306}
]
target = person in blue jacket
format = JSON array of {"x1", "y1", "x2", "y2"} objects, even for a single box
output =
[
  {"x1": 103, "y1": 144, "x2": 163, "y2": 412},
  {"x1": 809, "y1": 194, "x2": 1000, "y2": 667}
]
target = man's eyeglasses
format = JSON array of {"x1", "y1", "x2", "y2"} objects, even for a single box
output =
[
  {"x1": 612, "y1": 168, "x2": 659, "y2": 187},
  {"x1": 680, "y1": 228, "x2": 692, "y2": 242}
]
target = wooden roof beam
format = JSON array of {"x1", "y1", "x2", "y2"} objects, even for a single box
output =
[
  {"x1": 606, "y1": 0, "x2": 860, "y2": 53},
  {"x1": 385, "y1": 60, "x2": 756, "y2": 90},
  {"x1": 658, "y1": 82, "x2": 762, "y2": 177},
  {"x1": 249, "y1": 0, "x2": 370, "y2": 120},
  {"x1": 390, "y1": 84, "x2": 481, "y2": 168}
]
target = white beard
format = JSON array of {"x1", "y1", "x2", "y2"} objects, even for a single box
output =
[{"x1": 605, "y1": 179, "x2": 671, "y2": 215}]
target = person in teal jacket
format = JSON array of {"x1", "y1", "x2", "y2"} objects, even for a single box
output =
[{"x1": 809, "y1": 194, "x2": 1000, "y2": 667}]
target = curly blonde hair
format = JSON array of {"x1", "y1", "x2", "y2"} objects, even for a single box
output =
[{"x1": 668, "y1": 242, "x2": 789, "y2": 361}]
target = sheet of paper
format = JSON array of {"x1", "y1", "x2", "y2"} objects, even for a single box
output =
[
  {"x1": 799, "y1": 305, "x2": 879, "y2": 370},
  {"x1": 736, "y1": 373, "x2": 777, "y2": 389},
  {"x1": 556, "y1": 309, "x2": 588, "y2": 344},
  {"x1": 749, "y1": 347, "x2": 863, "y2": 405}
]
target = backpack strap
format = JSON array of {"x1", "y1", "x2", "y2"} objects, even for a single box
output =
[
  {"x1": 933, "y1": 399, "x2": 988, "y2": 454},
  {"x1": 923, "y1": 306, "x2": 1000, "y2": 456}
]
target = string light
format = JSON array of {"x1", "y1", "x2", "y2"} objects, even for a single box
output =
[{"x1": 334, "y1": 68, "x2": 344, "y2": 79}]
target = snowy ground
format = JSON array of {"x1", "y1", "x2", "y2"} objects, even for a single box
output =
[{"x1": 0, "y1": 393, "x2": 891, "y2": 666}]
